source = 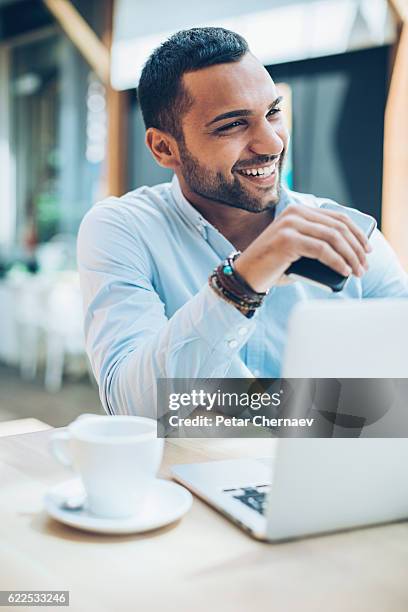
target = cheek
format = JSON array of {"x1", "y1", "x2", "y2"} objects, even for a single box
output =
[
  {"x1": 213, "y1": 139, "x2": 245, "y2": 173},
  {"x1": 199, "y1": 140, "x2": 242, "y2": 174},
  {"x1": 183, "y1": 130, "x2": 243, "y2": 174}
]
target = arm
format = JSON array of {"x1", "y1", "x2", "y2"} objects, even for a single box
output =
[
  {"x1": 77, "y1": 205, "x2": 256, "y2": 418},
  {"x1": 361, "y1": 229, "x2": 408, "y2": 298}
]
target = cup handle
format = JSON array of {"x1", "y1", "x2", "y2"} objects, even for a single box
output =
[{"x1": 49, "y1": 431, "x2": 73, "y2": 468}]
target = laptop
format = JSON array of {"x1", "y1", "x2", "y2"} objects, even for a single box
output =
[{"x1": 171, "y1": 299, "x2": 408, "y2": 541}]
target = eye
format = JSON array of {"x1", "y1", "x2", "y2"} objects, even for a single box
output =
[
  {"x1": 267, "y1": 107, "x2": 282, "y2": 118},
  {"x1": 216, "y1": 120, "x2": 245, "y2": 133}
]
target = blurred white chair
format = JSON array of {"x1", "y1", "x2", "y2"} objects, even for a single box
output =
[
  {"x1": 36, "y1": 233, "x2": 77, "y2": 273},
  {"x1": 15, "y1": 275, "x2": 51, "y2": 380},
  {"x1": 44, "y1": 278, "x2": 87, "y2": 393},
  {"x1": 0, "y1": 281, "x2": 20, "y2": 365}
]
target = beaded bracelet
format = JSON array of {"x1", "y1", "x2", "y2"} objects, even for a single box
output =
[
  {"x1": 219, "y1": 252, "x2": 267, "y2": 302},
  {"x1": 209, "y1": 252, "x2": 268, "y2": 318},
  {"x1": 223, "y1": 251, "x2": 267, "y2": 299},
  {"x1": 209, "y1": 273, "x2": 257, "y2": 318}
]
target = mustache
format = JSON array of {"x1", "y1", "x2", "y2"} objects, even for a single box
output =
[{"x1": 233, "y1": 154, "x2": 282, "y2": 172}]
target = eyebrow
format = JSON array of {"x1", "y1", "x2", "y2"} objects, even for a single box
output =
[{"x1": 205, "y1": 96, "x2": 283, "y2": 128}]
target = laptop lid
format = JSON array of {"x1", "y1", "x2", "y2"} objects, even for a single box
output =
[
  {"x1": 282, "y1": 299, "x2": 408, "y2": 378},
  {"x1": 266, "y1": 438, "x2": 408, "y2": 541}
]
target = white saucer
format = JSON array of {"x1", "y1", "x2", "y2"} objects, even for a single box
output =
[{"x1": 44, "y1": 478, "x2": 192, "y2": 534}]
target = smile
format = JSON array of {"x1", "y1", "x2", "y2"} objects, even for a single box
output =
[
  {"x1": 236, "y1": 162, "x2": 277, "y2": 177},
  {"x1": 236, "y1": 161, "x2": 278, "y2": 185}
]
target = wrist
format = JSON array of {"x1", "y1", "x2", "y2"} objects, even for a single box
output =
[
  {"x1": 233, "y1": 255, "x2": 270, "y2": 293},
  {"x1": 209, "y1": 274, "x2": 257, "y2": 318},
  {"x1": 208, "y1": 252, "x2": 268, "y2": 319},
  {"x1": 234, "y1": 249, "x2": 291, "y2": 292}
]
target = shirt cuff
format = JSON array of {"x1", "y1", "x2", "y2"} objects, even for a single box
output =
[{"x1": 188, "y1": 282, "x2": 258, "y2": 356}]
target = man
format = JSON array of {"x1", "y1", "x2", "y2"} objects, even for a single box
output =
[{"x1": 77, "y1": 27, "x2": 408, "y2": 417}]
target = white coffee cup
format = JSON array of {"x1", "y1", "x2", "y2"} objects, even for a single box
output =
[{"x1": 50, "y1": 415, "x2": 164, "y2": 519}]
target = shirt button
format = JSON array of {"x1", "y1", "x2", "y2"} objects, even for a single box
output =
[
  {"x1": 228, "y1": 340, "x2": 238, "y2": 349},
  {"x1": 238, "y1": 326, "x2": 248, "y2": 336}
]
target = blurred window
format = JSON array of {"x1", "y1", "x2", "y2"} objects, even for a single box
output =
[
  {"x1": 112, "y1": 0, "x2": 396, "y2": 90},
  {"x1": 10, "y1": 33, "x2": 61, "y2": 246},
  {"x1": 4, "y1": 26, "x2": 106, "y2": 261}
]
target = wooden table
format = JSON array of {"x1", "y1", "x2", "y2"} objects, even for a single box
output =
[
  {"x1": 0, "y1": 418, "x2": 51, "y2": 438},
  {"x1": 1, "y1": 430, "x2": 408, "y2": 612}
]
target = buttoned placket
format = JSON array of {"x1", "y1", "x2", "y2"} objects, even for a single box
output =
[{"x1": 170, "y1": 175, "x2": 278, "y2": 375}]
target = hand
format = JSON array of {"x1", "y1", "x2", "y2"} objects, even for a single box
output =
[{"x1": 234, "y1": 204, "x2": 372, "y2": 293}]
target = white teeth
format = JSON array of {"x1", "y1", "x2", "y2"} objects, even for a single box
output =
[{"x1": 239, "y1": 163, "x2": 277, "y2": 177}]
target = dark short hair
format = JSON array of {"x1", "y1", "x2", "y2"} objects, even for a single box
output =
[{"x1": 138, "y1": 27, "x2": 249, "y2": 139}]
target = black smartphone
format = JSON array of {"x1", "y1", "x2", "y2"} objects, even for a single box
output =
[{"x1": 285, "y1": 202, "x2": 377, "y2": 292}]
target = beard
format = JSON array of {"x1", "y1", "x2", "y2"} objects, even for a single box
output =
[{"x1": 178, "y1": 140, "x2": 286, "y2": 213}]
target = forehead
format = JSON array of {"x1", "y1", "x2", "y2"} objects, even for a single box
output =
[{"x1": 182, "y1": 53, "x2": 278, "y2": 126}]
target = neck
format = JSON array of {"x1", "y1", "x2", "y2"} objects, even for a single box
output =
[{"x1": 177, "y1": 175, "x2": 276, "y2": 251}]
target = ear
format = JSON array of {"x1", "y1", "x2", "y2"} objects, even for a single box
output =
[{"x1": 145, "y1": 128, "x2": 180, "y2": 170}]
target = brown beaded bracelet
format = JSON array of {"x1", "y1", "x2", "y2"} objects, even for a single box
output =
[
  {"x1": 224, "y1": 251, "x2": 267, "y2": 299},
  {"x1": 218, "y1": 253, "x2": 267, "y2": 301},
  {"x1": 208, "y1": 252, "x2": 268, "y2": 318},
  {"x1": 209, "y1": 273, "x2": 257, "y2": 318}
]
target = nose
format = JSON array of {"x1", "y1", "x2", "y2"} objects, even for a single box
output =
[{"x1": 247, "y1": 118, "x2": 286, "y2": 158}]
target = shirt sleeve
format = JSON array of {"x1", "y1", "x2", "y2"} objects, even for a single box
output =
[
  {"x1": 362, "y1": 229, "x2": 408, "y2": 298},
  {"x1": 77, "y1": 204, "x2": 257, "y2": 418}
]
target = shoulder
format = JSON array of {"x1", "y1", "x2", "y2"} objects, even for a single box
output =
[
  {"x1": 77, "y1": 182, "x2": 173, "y2": 267},
  {"x1": 282, "y1": 189, "x2": 372, "y2": 224},
  {"x1": 77, "y1": 182, "x2": 175, "y2": 249},
  {"x1": 282, "y1": 188, "x2": 324, "y2": 209},
  {"x1": 283, "y1": 188, "x2": 347, "y2": 212},
  {"x1": 81, "y1": 181, "x2": 173, "y2": 229},
  {"x1": 282, "y1": 189, "x2": 408, "y2": 296}
]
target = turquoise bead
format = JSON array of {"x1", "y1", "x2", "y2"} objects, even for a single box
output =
[{"x1": 223, "y1": 265, "x2": 233, "y2": 275}]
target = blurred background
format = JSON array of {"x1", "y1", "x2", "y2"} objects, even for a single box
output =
[{"x1": 0, "y1": 0, "x2": 407, "y2": 434}]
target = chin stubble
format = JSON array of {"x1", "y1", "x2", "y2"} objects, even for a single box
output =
[{"x1": 179, "y1": 144, "x2": 285, "y2": 213}]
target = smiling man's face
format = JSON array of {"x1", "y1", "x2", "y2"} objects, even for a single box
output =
[{"x1": 175, "y1": 52, "x2": 289, "y2": 213}]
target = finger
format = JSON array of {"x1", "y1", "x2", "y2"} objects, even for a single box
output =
[
  {"x1": 294, "y1": 234, "x2": 353, "y2": 277},
  {"x1": 324, "y1": 218, "x2": 368, "y2": 269},
  {"x1": 289, "y1": 218, "x2": 365, "y2": 276},
  {"x1": 292, "y1": 205, "x2": 371, "y2": 254},
  {"x1": 319, "y1": 209, "x2": 371, "y2": 253},
  {"x1": 301, "y1": 211, "x2": 368, "y2": 268},
  {"x1": 312, "y1": 209, "x2": 370, "y2": 254}
]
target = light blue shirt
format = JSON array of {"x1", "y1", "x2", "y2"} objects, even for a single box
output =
[{"x1": 77, "y1": 176, "x2": 408, "y2": 417}]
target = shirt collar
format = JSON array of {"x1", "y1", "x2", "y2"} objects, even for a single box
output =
[
  {"x1": 274, "y1": 185, "x2": 292, "y2": 217},
  {"x1": 170, "y1": 175, "x2": 207, "y2": 237},
  {"x1": 170, "y1": 174, "x2": 293, "y2": 236}
]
